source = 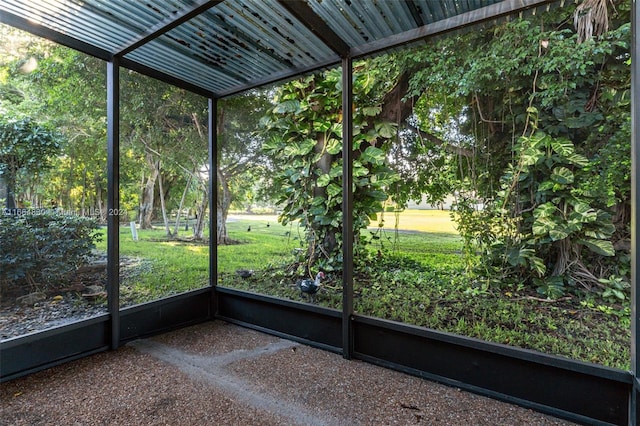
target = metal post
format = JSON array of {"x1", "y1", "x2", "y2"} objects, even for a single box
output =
[
  {"x1": 106, "y1": 58, "x2": 120, "y2": 349},
  {"x1": 209, "y1": 97, "x2": 218, "y2": 317},
  {"x1": 342, "y1": 56, "x2": 354, "y2": 359},
  {"x1": 632, "y1": 0, "x2": 640, "y2": 423},
  {"x1": 632, "y1": 1, "x2": 640, "y2": 423}
]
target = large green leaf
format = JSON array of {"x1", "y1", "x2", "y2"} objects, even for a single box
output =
[
  {"x1": 375, "y1": 122, "x2": 397, "y2": 139},
  {"x1": 550, "y1": 137, "x2": 575, "y2": 156},
  {"x1": 565, "y1": 152, "x2": 589, "y2": 167},
  {"x1": 549, "y1": 227, "x2": 569, "y2": 241},
  {"x1": 325, "y1": 138, "x2": 341, "y2": 155},
  {"x1": 532, "y1": 215, "x2": 557, "y2": 236},
  {"x1": 372, "y1": 171, "x2": 399, "y2": 187},
  {"x1": 274, "y1": 99, "x2": 301, "y2": 114},
  {"x1": 528, "y1": 255, "x2": 547, "y2": 276},
  {"x1": 537, "y1": 180, "x2": 554, "y2": 191},
  {"x1": 550, "y1": 166, "x2": 574, "y2": 184},
  {"x1": 327, "y1": 183, "x2": 341, "y2": 197},
  {"x1": 568, "y1": 202, "x2": 597, "y2": 223},
  {"x1": 366, "y1": 190, "x2": 389, "y2": 201},
  {"x1": 360, "y1": 146, "x2": 386, "y2": 164},
  {"x1": 314, "y1": 120, "x2": 331, "y2": 132},
  {"x1": 283, "y1": 139, "x2": 316, "y2": 157},
  {"x1": 579, "y1": 238, "x2": 615, "y2": 256},
  {"x1": 520, "y1": 146, "x2": 543, "y2": 166},
  {"x1": 316, "y1": 173, "x2": 331, "y2": 187},
  {"x1": 309, "y1": 205, "x2": 326, "y2": 216},
  {"x1": 362, "y1": 106, "x2": 381, "y2": 116},
  {"x1": 353, "y1": 161, "x2": 369, "y2": 177},
  {"x1": 533, "y1": 202, "x2": 556, "y2": 218}
]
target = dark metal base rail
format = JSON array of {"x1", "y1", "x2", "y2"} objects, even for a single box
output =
[
  {"x1": 1, "y1": 288, "x2": 212, "y2": 382},
  {"x1": 352, "y1": 315, "x2": 631, "y2": 425},
  {"x1": 215, "y1": 287, "x2": 632, "y2": 425},
  {"x1": 1, "y1": 315, "x2": 110, "y2": 382},
  {"x1": 215, "y1": 286, "x2": 342, "y2": 352},
  {"x1": 2, "y1": 286, "x2": 633, "y2": 425},
  {"x1": 119, "y1": 287, "x2": 211, "y2": 342}
]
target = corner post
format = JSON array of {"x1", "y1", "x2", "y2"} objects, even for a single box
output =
[
  {"x1": 209, "y1": 97, "x2": 218, "y2": 317},
  {"x1": 631, "y1": 0, "x2": 639, "y2": 422},
  {"x1": 106, "y1": 57, "x2": 120, "y2": 349},
  {"x1": 342, "y1": 56, "x2": 354, "y2": 359}
]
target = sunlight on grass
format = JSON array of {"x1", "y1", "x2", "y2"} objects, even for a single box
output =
[
  {"x1": 187, "y1": 245, "x2": 207, "y2": 254},
  {"x1": 95, "y1": 227, "x2": 210, "y2": 305},
  {"x1": 366, "y1": 210, "x2": 463, "y2": 269},
  {"x1": 373, "y1": 209, "x2": 458, "y2": 234}
]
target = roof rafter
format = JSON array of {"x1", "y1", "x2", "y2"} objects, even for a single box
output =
[
  {"x1": 0, "y1": 0, "x2": 565, "y2": 98},
  {"x1": 277, "y1": 0, "x2": 350, "y2": 58},
  {"x1": 114, "y1": 0, "x2": 223, "y2": 57},
  {"x1": 0, "y1": 9, "x2": 112, "y2": 61},
  {"x1": 351, "y1": 0, "x2": 560, "y2": 58}
]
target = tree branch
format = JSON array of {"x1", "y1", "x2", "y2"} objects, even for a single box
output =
[{"x1": 406, "y1": 124, "x2": 473, "y2": 158}]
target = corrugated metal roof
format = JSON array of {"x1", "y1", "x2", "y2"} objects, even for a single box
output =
[{"x1": 0, "y1": 0, "x2": 561, "y2": 98}]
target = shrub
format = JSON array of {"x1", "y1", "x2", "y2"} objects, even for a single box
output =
[{"x1": 0, "y1": 212, "x2": 101, "y2": 296}]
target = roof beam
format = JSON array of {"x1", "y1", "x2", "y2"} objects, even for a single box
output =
[
  {"x1": 277, "y1": 0, "x2": 350, "y2": 58},
  {"x1": 114, "y1": 0, "x2": 223, "y2": 57},
  {"x1": 0, "y1": 9, "x2": 112, "y2": 61},
  {"x1": 216, "y1": 56, "x2": 340, "y2": 99},
  {"x1": 120, "y1": 57, "x2": 214, "y2": 99},
  {"x1": 350, "y1": 0, "x2": 560, "y2": 58}
]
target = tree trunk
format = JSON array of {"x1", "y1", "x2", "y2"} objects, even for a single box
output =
[
  {"x1": 139, "y1": 155, "x2": 159, "y2": 229},
  {"x1": 80, "y1": 168, "x2": 87, "y2": 216},
  {"x1": 94, "y1": 173, "x2": 105, "y2": 222},
  {"x1": 312, "y1": 132, "x2": 337, "y2": 258},
  {"x1": 152, "y1": 174, "x2": 175, "y2": 217},
  {"x1": 173, "y1": 173, "x2": 192, "y2": 236},
  {"x1": 193, "y1": 184, "x2": 208, "y2": 240},
  {"x1": 65, "y1": 156, "x2": 74, "y2": 211},
  {"x1": 5, "y1": 172, "x2": 16, "y2": 209},
  {"x1": 157, "y1": 162, "x2": 172, "y2": 237},
  {"x1": 216, "y1": 169, "x2": 235, "y2": 244}
]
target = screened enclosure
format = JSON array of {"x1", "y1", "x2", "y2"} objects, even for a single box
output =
[{"x1": 1, "y1": 1, "x2": 638, "y2": 424}]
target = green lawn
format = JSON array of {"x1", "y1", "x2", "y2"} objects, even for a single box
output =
[
  {"x1": 218, "y1": 215, "x2": 298, "y2": 273},
  {"x1": 93, "y1": 210, "x2": 630, "y2": 369},
  {"x1": 95, "y1": 226, "x2": 210, "y2": 305}
]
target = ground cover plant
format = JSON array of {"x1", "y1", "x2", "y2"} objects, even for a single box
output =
[
  {"x1": 0, "y1": 212, "x2": 101, "y2": 297},
  {"x1": 218, "y1": 211, "x2": 630, "y2": 370}
]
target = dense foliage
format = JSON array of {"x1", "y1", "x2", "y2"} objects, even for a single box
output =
[
  {"x1": 254, "y1": 1, "x2": 631, "y2": 302},
  {"x1": 0, "y1": 31, "x2": 210, "y2": 234},
  {"x1": 260, "y1": 69, "x2": 399, "y2": 272},
  {"x1": 400, "y1": 2, "x2": 631, "y2": 298},
  {"x1": 0, "y1": 118, "x2": 61, "y2": 209},
  {"x1": 0, "y1": 213, "x2": 101, "y2": 296},
  {"x1": 217, "y1": 216, "x2": 629, "y2": 369}
]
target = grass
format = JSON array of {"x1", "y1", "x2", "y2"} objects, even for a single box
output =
[
  {"x1": 366, "y1": 228, "x2": 464, "y2": 269},
  {"x1": 95, "y1": 226, "x2": 209, "y2": 305},
  {"x1": 374, "y1": 209, "x2": 459, "y2": 234},
  {"x1": 94, "y1": 210, "x2": 630, "y2": 369},
  {"x1": 218, "y1": 215, "x2": 298, "y2": 273}
]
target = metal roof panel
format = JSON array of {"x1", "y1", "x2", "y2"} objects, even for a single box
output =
[{"x1": 0, "y1": 0, "x2": 561, "y2": 97}]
